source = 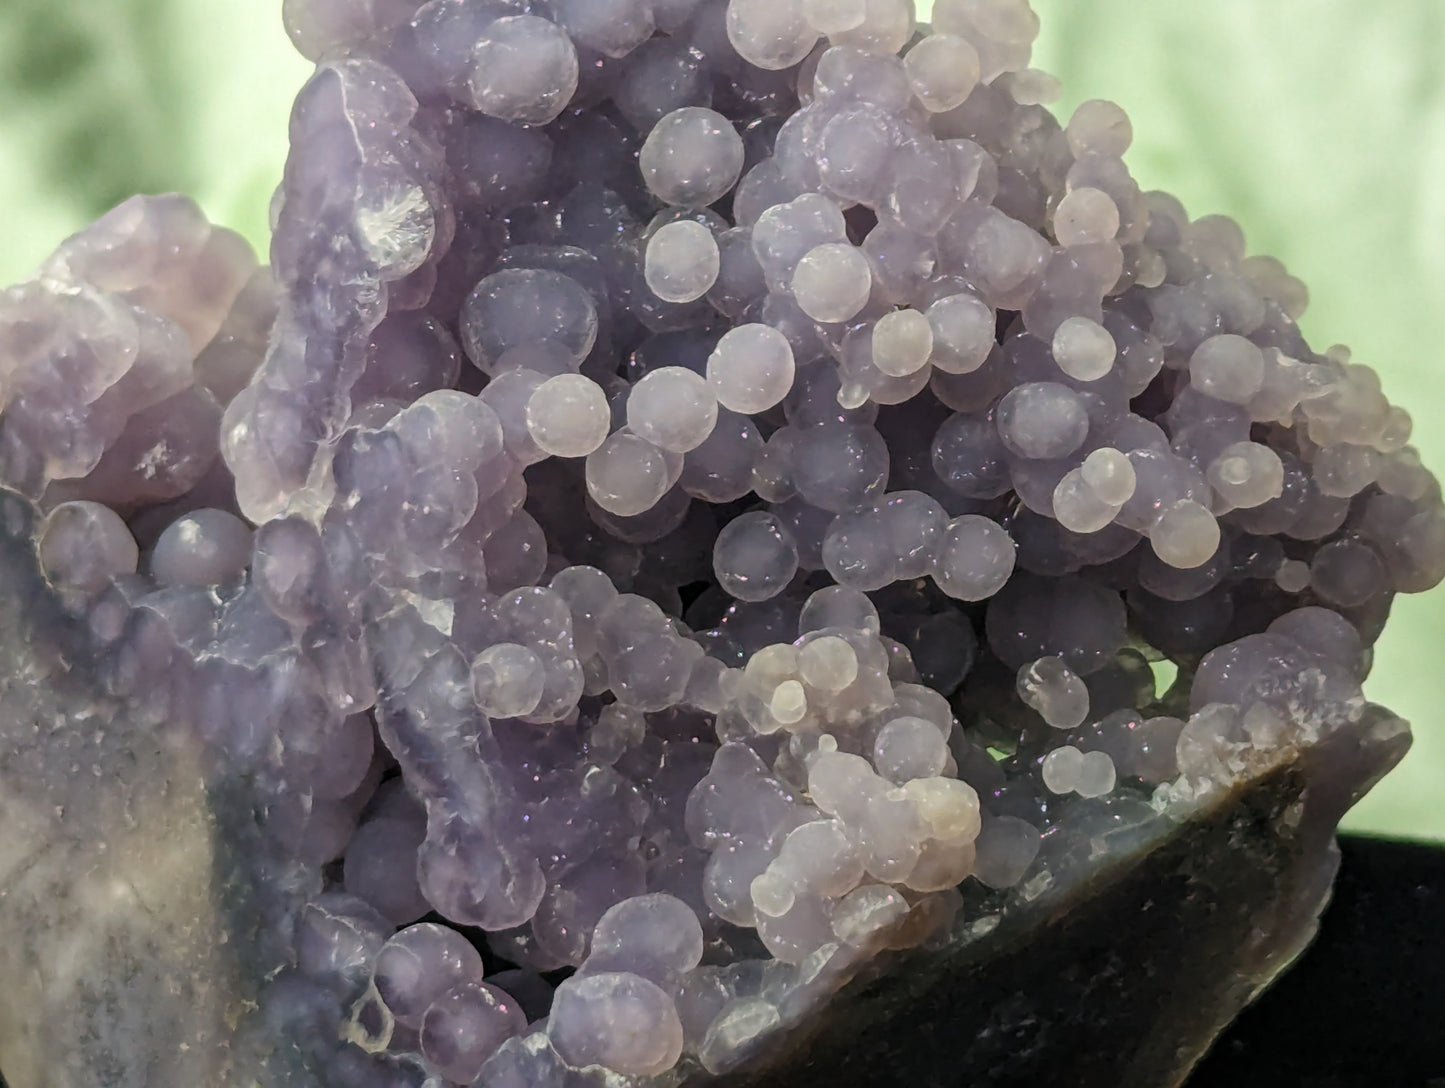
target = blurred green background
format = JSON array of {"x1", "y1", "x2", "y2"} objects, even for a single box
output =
[{"x1": 0, "y1": 1, "x2": 1439, "y2": 839}]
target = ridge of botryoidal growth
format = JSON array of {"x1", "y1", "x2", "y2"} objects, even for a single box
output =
[{"x1": 1, "y1": 0, "x2": 1441, "y2": 1083}]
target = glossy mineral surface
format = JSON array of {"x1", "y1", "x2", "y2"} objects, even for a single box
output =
[{"x1": 1, "y1": 0, "x2": 1442, "y2": 1085}]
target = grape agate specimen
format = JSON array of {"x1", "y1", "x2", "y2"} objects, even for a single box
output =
[{"x1": 1, "y1": 1, "x2": 1442, "y2": 1085}]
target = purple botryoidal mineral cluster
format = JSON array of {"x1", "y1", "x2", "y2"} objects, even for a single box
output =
[{"x1": 2, "y1": 0, "x2": 1443, "y2": 1084}]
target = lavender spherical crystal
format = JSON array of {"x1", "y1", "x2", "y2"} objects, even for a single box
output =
[
  {"x1": 419, "y1": 980, "x2": 527, "y2": 1082},
  {"x1": 550, "y1": 971, "x2": 686, "y2": 1076},
  {"x1": 4, "y1": 1, "x2": 1444, "y2": 1084},
  {"x1": 714, "y1": 510, "x2": 799, "y2": 601},
  {"x1": 373, "y1": 923, "x2": 486, "y2": 1028},
  {"x1": 645, "y1": 219, "x2": 722, "y2": 303},
  {"x1": 150, "y1": 507, "x2": 253, "y2": 587},
  {"x1": 639, "y1": 106, "x2": 746, "y2": 208},
  {"x1": 626, "y1": 365, "x2": 720, "y2": 453},
  {"x1": 583, "y1": 893, "x2": 706, "y2": 983},
  {"x1": 466, "y1": 15, "x2": 579, "y2": 126},
  {"x1": 38, "y1": 501, "x2": 139, "y2": 595},
  {"x1": 460, "y1": 268, "x2": 598, "y2": 375}
]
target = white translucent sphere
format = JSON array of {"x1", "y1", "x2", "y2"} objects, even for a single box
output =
[
  {"x1": 903, "y1": 33, "x2": 981, "y2": 113},
  {"x1": 1053, "y1": 187, "x2": 1120, "y2": 246},
  {"x1": 1074, "y1": 750, "x2": 1118, "y2": 798},
  {"x1": 471, "y1": 642, "x2": 546, "y2": 718},
  {"x1": 1189, "y1": 334, "x2": 1266, "y2": 405},
  {"x1": 791, "y1": 242, "x2": 873, "y2": 324},
  {"x1": 797, "y1": 634, "x2": 859, "y2": 692},
  {"x1": 725, "y1": 0, "x2": 820, "y2": 71},
  {"x1": 526, "y1": 374, "x2": 611, "y2": 457},
  {"x1": 926, "y1": 293, "x2": 994, "y2": 374},
  {"x1": 1042, "y1": 745, "x2": 1083, "y2": 795},
  {"x1": 1149, "y1": 499, "x2": 1221, "y2": 569},
  {"x1": 1052, "y1": 468, "x2": 1119, "y2": 535},
  {"x1": 799, "y1": 584, "x2": 880, "y2": 635},
  {"x1": 550, "y1": 971, "x2": 684, "y2": 1076},
  {"x1": 1009, "y1": 68, "x2": 1063, "y2": 106},
  {"x1": 587, "y1": 893, "x2": 705, "y2": 982},
  {"x1": 1208, "y1": 441, "x2": 1284, "y2": 509},
  {"x1": 639, "y1": 107, "x2": 745, "y2": 207},
  {"x1": 872, "y1": 309, "x2": 934, "y2": 377},
  {"x1": 586, "y1": 431, "x2": 674, "y2": 516},
  {"x1": 706, "y1": 323, "x2": 796, "y2": 414},
  {"x1": 769, "y1": 679, "x2": 808, "y2": 725},
  {"x1": 873, "y1": 716, "x2": 948, "y2": 783},
  {"x1": 1043, "y1": 746, "x2": 1117, "y2": 798},
  {"x1": 1051, "y1": 316, "x2": 1116, "y2": 381},
  {"x1": 1066, "y1": 98, "x2": 1133, "y2": 158},
  {"x1": 829, "y1": 0, "x2": 914, "y2": 55},
  {"x1": 645, "y1": 220, "x2": 721, "y2": 303},
  {"x1": 902, "y1": 776, "x2": 981, "y2": 845},
  {"x1": 627, "y1": 366, "x2": 719, "y2": 453},
  {"x1": 1080, "y1": 446, "x2": 1136, "y2": 505},
  {"x1": 802, "y1": 0, "x2": 866, "y2": 34},
  {"x1": 1016, "y1": 656, "x2": 1089, "y2": 730}
]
